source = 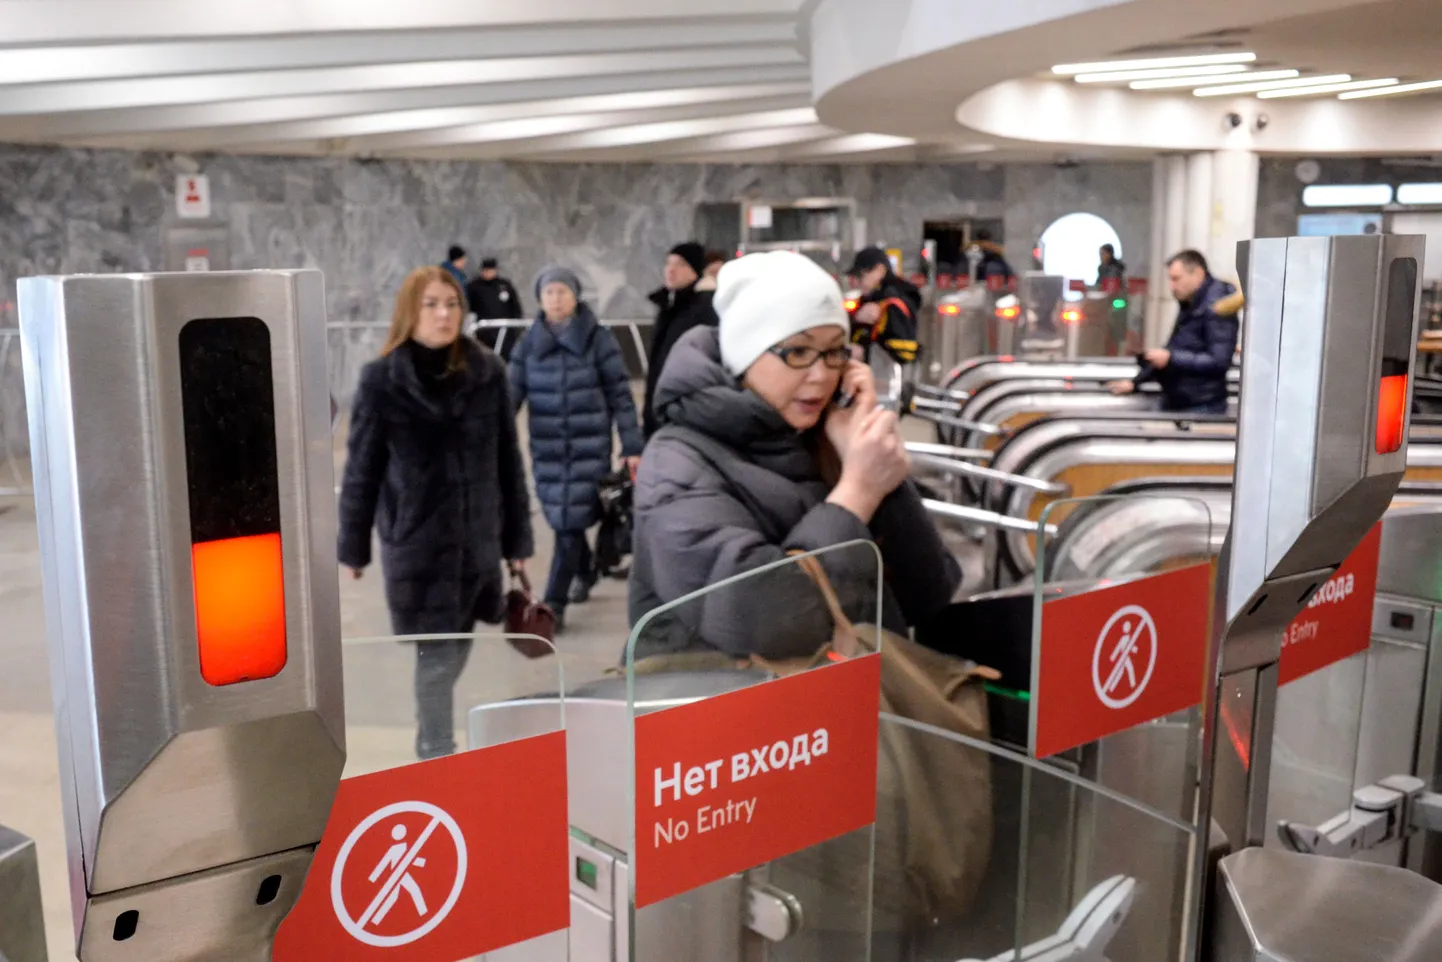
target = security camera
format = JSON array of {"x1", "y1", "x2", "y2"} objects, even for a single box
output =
[
  {"x1": 1254, "y1": 113, "x2": 1270, "y2": 131},
  {"x1": 1225, "y1": 112, "x2": 1244, "y2": 130}
]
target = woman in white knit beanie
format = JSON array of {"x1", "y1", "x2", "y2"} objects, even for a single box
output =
[{"x1": 627, "y1": 249, "x2": 960, "y2": 664}]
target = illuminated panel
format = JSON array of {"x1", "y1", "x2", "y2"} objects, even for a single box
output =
[
  {"x1": 179, "y1": 317, "x2": 287, "y2": 685},
  {"x1": 1375, "y1": 258, "x2": 1418, "y2": 456}
]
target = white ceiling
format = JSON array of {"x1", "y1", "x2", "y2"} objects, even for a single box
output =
[
  {"x1": 2, "y1": 0, "x2": 1439, "y2": 162},
  {"x1": 0, "y1": 0, "x2": 951, "y2": 162}
]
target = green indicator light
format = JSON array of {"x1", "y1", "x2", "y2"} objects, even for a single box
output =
[
  {"x1": 984, "y1": 682, "x2": 1031, "y2": 702},
  {"x1": 576, "y1": 857, "x2": 599, "y2": 890},
  {"x1": 1112, "y1": 298, "x2": 1127, "y2": 310}
]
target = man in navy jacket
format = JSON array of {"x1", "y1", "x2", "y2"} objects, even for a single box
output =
[{"x1": 1112, "y1": 249, "x2": 1240, "y2": 414}]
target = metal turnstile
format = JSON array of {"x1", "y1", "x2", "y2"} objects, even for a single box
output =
[
  {"x1": 19, "y1": 271, "x2": 345, "y2": 962},
  {"x1": 469, "y1": 671, "x2": 802, "y2": 962},
  {"x1": 1195, "y1": 233, "x2": 1442, "y2": 960},
  {"x1": 0, "y1": 824, "x2": 48, "y2": 962}
]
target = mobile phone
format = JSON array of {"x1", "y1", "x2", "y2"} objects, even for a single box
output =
[{"x1": 833, "y1": 382, "x2": 855, "y2": 410}]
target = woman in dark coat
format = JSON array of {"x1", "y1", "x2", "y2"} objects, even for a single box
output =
[
  {"x1": 338, "y1": 265, "x2": 534, "y2": 760},
  {"x1": 629, "y1": 250, "x2": 960, "y2": 660},
  {"x1": 510, "y1": 266, "x2": 643, "y2": 627}
]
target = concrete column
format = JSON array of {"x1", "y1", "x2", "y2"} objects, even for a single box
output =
[
  {"x1": 1184, "y1": 151, "x2": 1214, "y2": 255},
  {"x1": 1207, "y1": 148, "x2": 1259, "y2": 286},
  {"x1": 1146, "y1": 154, "x2": 1188, "y2": 346}
]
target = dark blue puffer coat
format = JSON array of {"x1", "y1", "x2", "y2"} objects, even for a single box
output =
[
  {"x1": 510, "y1": 303, "x2": 644, "y2": 532},
  {"x1": 1135, "y1": 273, "x2": 1239, "y2": 413}
]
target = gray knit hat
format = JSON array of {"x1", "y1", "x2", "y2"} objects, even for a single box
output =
[{"x1": 534, "y1": 265, "x2": 583, "y2": 301}]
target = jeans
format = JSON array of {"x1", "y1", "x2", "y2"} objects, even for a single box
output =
[
  {"x1": 545, "y1": 529, "x2": 593, "y2": 609},
  {"x1": 414, "y1": 638, "x2": 472, "y2": 759},
  {"x1": 1162, "y1": 397, "x2": 1228, "y2": 415}
]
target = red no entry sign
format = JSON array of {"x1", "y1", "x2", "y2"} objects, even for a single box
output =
[
  {"x1": 633, "y1": 654, "x2": 880, "y2": 907},
  {"x1": 1279, "y1": 523, "x2": 1382, "y2": 685},
  {"x1": 1033, "y1": 564, "x2": 1212, "y2": 758},
  {"x1": 275, "y1": 731, "x2": 569, "y2": 960}
]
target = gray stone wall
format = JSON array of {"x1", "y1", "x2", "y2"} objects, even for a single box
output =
[{"x1": 0, "y1": 144, "x2": 1153, "y2": 326}]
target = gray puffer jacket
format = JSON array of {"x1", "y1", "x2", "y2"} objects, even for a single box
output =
[{"x1": 627, "y1": 326, "x2": 961, "y2": 661}]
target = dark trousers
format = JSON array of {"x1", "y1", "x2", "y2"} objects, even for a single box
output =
[
  {"x1": 545, "y1": 529, "x2": 593, "y2": 609},
  {"x1": 414, "y1": 639, "x2": 472, "y2": 759},
  {"x1": 1162, "y1": 396, "x2": 1228, "y2": 415}
]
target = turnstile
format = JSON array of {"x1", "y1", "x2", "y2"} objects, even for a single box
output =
[
  {"x1": 0, "y1": 824, "x2": 47, "y2": 962},
  {"x1": 19, "y1": 271, "x2": 345, "y2": 962},
  {"x1": 469, "y1": 671, "x2": 796, "y2": 962}
]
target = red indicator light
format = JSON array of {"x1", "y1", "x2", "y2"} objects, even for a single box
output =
[
  {"x1": 996, "y1": 306, "x2": 1021, "y2": 320},
  {"x1": 999, "y1": 355, "x2": 1015, "y2": 362},
  {"x1": 844, "y1": 299, "x2": 859, "y2": 313},
  {"x1": 193, "y1": 532, "x2": 288, "y2": 686},
  {"x1": 1061, "y1": 309, "x2": 1082, "y2": 324},
  {"x1": 1375, "y1": 374, "x2": 1407, "y2": 454},
  {"x1": 938, "y1": 303, "x2": 961, "y2": 316}
]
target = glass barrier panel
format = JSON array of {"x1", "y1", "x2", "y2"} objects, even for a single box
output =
[
  {"x1": 335, "y1": 631, "x2": 567, "y2": 961},
  {"x1": 625, "y1": 541, "x2": 884, "y2": 961},
  {"x1": 877, "y1": 715, "x2": 1193, "y2": 962},
  {"x1": 1022, "y1": 494, "x2": 1216, "y2": 959}
]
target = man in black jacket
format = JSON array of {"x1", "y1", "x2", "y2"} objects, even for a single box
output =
[
  {"x1": 643, "y1": 241, "x2": 718, "y2": 438},
  {"x1": 466, "y1": 257, "x2": 525, "y2": 358},
  {"x1": 847, "y1": 246, "x2": 923, "y2": 364},
  {"x1": 1111, "y1": 249, "x2": 1240, "y2": 414}
]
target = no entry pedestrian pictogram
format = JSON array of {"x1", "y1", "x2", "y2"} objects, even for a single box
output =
[
  {"x1": 331, "y1": 801, "x2": 467, "y2": 948},
  {"x1": 1091, "y1": 605, "x2": 1157, "y2": 709},
  {"x1": 274, "y1": 731, "x2": 570, "y2": 961}
]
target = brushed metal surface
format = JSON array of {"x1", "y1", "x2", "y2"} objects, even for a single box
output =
[
  {"x1": 76, "y1": 846, "x2": 313, "y2": 962},
  {"x1": 0, "y1": 825, "x2": 48, "y2": 962},
  {"x1": 18, "y1": 270, "x2": 346, "y2": 952},
  {"x1": 1215, "y1": 847, "x2": 1442, "y2": 961}
]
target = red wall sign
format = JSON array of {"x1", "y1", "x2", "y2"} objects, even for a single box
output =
[
  {"x1": 1033, "y1": 564, "x2": 1212, "y2": 758},
  {"x1": 633, "y1": 654, "x2": 880, "y2": 907},
  {"x1": 1278, "y1": 524, "x2": 1382, "y2": 685},
  {"x1": 274, "y1": 732, "x2": 569, "y2": 961}
]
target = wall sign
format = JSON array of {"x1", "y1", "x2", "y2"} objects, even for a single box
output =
[
  {"x1": 632, "y1": 655, "x2": 880, "y2": 908},
  {"x1": 176, "y1": 174, "x2": 211, "y2": 219}
]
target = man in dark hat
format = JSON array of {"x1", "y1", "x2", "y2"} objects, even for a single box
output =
[
  {"x1": 643, "y1": 241, "x2": 719, "y2": 438},
  {"x1": 846, "y1": 245, "x2": 922, "y2": 365},
  {"x1": 441, "y1": 245, "x2": 469, "y2": 295},
  {"x1": 466, "y1": 256, "x2": 525, "y2": 358}
]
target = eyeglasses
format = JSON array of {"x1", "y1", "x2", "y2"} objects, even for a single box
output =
[{"x1": 766, "y1": 344, "x2": 851, "y2": 370}]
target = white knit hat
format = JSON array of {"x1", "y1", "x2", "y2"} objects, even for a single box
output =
[{"x1": 715, "y1": 251, "x2": 850, "y2": 376}]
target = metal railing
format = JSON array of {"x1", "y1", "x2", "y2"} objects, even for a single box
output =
[{"x1": 0, "y1": 328, "x2": 28, "y2": 496}]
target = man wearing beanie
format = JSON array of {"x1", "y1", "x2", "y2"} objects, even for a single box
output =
[
  {"x1": 642, "y1": 240, "x2": 719, "y2": 438},
  {"x1": 441, "y1": 245, "x2": 470, "y2": 302}
]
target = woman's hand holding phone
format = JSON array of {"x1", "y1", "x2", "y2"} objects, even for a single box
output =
[{"x1": 824, "y1": 361, "x2": 878, "y2": 458}]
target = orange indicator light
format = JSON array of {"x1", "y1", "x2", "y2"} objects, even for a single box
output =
[{"x1": 192, "y1": 532, "x2": 287, "y2": 685}]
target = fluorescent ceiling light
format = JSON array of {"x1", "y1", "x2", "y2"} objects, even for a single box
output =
[
  {"x1": 1074, "y1": 64, "x2": 1247, "y2": 84},
  {"x1": 1340, "y1": 79, "x2": 1442, "y2": 99},
  {"x1": 1398, "y1": 183, "x2": 1442, "y2": 205},
  {"x1": 1258, "y1": 78, "x2": 1398, "y2": 99},
  {"x1": 1302, "y1": 184, "x2": 1394, "y2": 207},
  {"x1": 1131, "y1": 69, "x2": 1299, "y2": 90},
  {"x1": 1195, "y1": 74, "x2": 1350, "y2": 96},
  {"x1": 1052, "y1": 52, "x2": 1255, "y2": 75}
]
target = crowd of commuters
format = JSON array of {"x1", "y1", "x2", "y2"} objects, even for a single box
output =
[{"x1": 338, "y1": 235, "x2": 1234, "y2": 758}]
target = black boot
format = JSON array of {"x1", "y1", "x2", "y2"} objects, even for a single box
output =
[{"x1": 569, "y1": 578, "x2": 593, "y2": 604}]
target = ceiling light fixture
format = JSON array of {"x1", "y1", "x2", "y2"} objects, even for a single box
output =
[
  {"x1": 1258, "y1": 78, "x2": 1398, "y2": 99},
  {"x1": 1052, "y1": 52, "x2": 1256, "y2": 75},
  {"x1": 1340, "y1": 79, "x2": 1442, "y2": 100},
  {"x1": 1074, "y1": 64, "x2": 1248, "y2": 84},
  {"x1": 1302, "y1": 184, "x2": 1394, "y2": 207},
  {"x1": 1194, "y1": 74, "x2": 1350, "y2": 97},
  {"x1": 1130, "y1": 69, "x2": 1300, "y2": 90},
  {"x1": 1398, "y1": 184, "x2": 1442, "y2": 204}
]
